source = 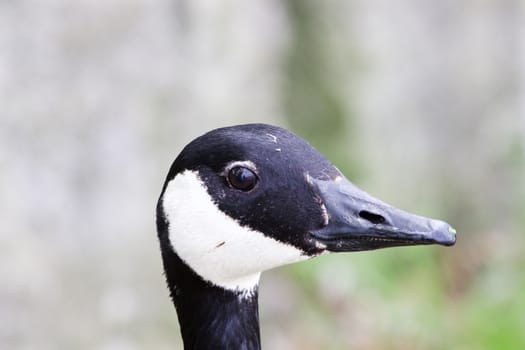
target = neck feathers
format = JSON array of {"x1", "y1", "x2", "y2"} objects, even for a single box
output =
[
  {"x1": 158, "y1": 218, "x2": 261, "y2": 350},
  {"x1": 176, "y1": 284, "x2": 261, "y2": 350}
]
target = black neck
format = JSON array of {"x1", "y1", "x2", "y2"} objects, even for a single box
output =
[{"x1": 157, "y1": 223, "x2": 261, "y2": 350}]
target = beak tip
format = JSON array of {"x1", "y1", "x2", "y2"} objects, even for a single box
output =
[{"x1": 431, "y1": 221, "x2": 457, "y2": 246}]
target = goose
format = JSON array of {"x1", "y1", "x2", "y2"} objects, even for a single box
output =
[{"x1": 156, "y1": 123, "x2": 456, "y2": 350}]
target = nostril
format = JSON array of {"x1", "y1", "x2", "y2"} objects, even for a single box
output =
[{"x1": 359, "y1": 210, "x2": 386, "y2": 224}]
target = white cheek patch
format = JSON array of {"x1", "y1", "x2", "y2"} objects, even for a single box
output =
[{"x1": 162, "y1": 170, "x2": 309, "y2": 293}]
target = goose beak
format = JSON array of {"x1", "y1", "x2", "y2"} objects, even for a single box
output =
[{"x1": 309, "y1": 177, "x2": 456, "y2": 252}]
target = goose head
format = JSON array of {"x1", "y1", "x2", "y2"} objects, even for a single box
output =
[{"x1": 156, "y1": 123, "x2": 456, "y2": 294}]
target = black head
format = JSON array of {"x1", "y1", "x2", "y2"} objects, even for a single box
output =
[
  {"x1": 165, "y1": 124, "x2": 338, "y2": 252},
  {"x1": 157, "y1": 123, "x2": 456, "y2": 292}
]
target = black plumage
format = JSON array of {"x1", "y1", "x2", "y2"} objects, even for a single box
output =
[{"x1": 156, "y1": 124, "x2": 455, "y2": 350}]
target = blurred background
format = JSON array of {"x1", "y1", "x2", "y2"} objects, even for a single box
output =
[{"x1": 1, "y1": 0, "x2": 524, "y2": 349}]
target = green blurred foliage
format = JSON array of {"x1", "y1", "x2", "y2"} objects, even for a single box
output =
[
  {"x1": 283, "y1": 0, "x2": 362, "y2": 181},
  {"x1": 279, "y1": 1, "x2": 525, "y2": 349}
]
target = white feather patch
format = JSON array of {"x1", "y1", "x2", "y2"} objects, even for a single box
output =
[{"x1": 162, "y1": 170, "x2": 309, "y2": 292}]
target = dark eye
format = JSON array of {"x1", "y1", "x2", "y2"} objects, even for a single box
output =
[{"x1": 227, "y1": 166, "x2": 258, "y2": 191}]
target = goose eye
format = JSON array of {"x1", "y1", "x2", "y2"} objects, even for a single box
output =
[{"x1": 227, "y1": 166, "x2": 258, "y2": 191}]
